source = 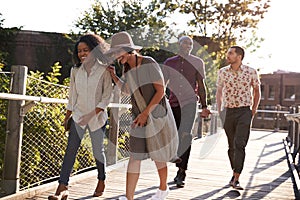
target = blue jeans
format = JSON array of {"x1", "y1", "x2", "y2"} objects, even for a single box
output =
[{"x1": 59, "y1": 120, "x2": 106, "y2": 185}]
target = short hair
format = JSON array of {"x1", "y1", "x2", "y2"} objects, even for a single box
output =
[
  {"x1": 178, "y1": 35, "x2": 193, "y2": 44},
  {"x1": 230, "y1": 46, "x2": 245, "y2": 60}
]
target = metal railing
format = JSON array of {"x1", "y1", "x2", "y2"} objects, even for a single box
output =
[
  {"x1": 0, "y1": 65, "x2": 222, "y2": 197},
  {"x1": 285, "y1": 106, "x2": 300, "y2": 163},
  {"x1": 0, "y1": 66, "x2": 133, "y2": 196},
  {"x1": 284, "y1": 105, "x2": 300, "y2": 196}
]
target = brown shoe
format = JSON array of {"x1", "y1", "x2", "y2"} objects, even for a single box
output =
[
  {"x1": 48, "y1": 183, "x2": 69, "y2": 200},
  {"x1": 93, "y1": 180, "x2": 105, "y2": 197}
]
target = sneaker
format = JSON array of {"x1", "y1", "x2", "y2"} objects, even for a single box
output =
[
  {"x1": 232, "y1": 180, "x2": 244, "y2": 190},
  {"x1": 119, "y1": 196, "x2": 128, "y2": 200},
  {"x1": 151, "y1": 187, "x2": 169, "y2": 200}
]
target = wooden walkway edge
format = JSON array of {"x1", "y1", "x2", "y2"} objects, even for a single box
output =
[{"x1": 2, "y1": 129, "x2": 298, "y2": 200}]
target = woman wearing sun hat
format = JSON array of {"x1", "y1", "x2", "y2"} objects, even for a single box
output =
[{"x1": 106, "y1": 31, "x2": 179, "y2": 200}]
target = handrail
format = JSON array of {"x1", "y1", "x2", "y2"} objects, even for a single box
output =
[
  {"x1": 285, "y1": 113, "x2": 300, "y2": 124},
  {"x1": 2, "y1": 92, "x2": 290, "y2": 126},
  {"x1": 0, "y1": 92, "x2": 68, "y2": 104},
  {"x1": 258, "y1": 109, "x2": 290, "y2": 114},
  {"x1": 0, "y1": 92, "x2": 132, "y2": 109}
]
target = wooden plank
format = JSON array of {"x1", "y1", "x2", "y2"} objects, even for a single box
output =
[{"x1": 25, "y1": 130, "x2": 296, "y2": 199}]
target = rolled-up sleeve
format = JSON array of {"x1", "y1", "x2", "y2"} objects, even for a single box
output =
[
  {"x1": 216, "y1": 70, "x2": 224, "y2": 88},
  {"x1": 251, "y1": 69, "x2": 261, "y2": 88}
]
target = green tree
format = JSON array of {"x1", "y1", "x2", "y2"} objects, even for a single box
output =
[
  {"x1": 178, "y1": 0, "x2": 271, "y2": 64},
  {"x1": 73, "y1": 0, "x2": 180, "y2": 78},
  {"x1": 172, "y1": 0, "x2": 271, "y2": 104},
  {"x1": 73, "y1": 0, "x2": 176, "y2": 47},
  {"x1": 72, "y1": 0, "x2": 271, "y2": 105}
]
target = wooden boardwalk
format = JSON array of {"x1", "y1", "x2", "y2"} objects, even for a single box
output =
[{"x1": 18, "y1": 129, "x2": 297, "y2": 199}]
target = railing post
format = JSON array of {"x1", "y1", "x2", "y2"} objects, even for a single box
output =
[
  {"x1": 274, "y1": 104, "x2": 281, "y2": 132},
  {"x1": 197, "y1": 111, "x2": 203, "y2": 138},
  {"x1": 287, "y1": 106, "x2": 295, "y2": 147},
  {"x1": 107, "y1": 86, "x2": 120, "y2": 165},
  {"x1": 296, "y1": 106, "x2": 300, "y2": 163},
  {"x1": 295, "y1": 106, "x2": 300, "y2": 158},
  {"x1": 210, "y1": 104, "x2": 217, "y2": 135},
  {"x1": 2, "y1": 65, "x2": 27, "y2": 195}
]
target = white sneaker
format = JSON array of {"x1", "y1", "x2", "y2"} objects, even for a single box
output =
[
  {"x1": 151, "y1": 187, "x2": 169, "y2": 200},
  {"x1": 119, "y1": 196, "x2": 128, "y2": 200}
]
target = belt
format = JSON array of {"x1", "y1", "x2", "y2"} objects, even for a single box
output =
[{"x1": 226, "y1": 106, "x2": 250, "y2": 110}]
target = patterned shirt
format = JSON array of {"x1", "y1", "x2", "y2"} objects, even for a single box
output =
[
  {"x1": 216, "y1": 65, "x2": 260, "y2": 108},
  {"x1": 163, "y1": 55, "x2": 205, "y2": 107}
]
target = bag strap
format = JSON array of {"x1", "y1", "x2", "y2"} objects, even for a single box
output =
[{"x1": 127, "y1": 72, "x2": 147, "y2": 112}]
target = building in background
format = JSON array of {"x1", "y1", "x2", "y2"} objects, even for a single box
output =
[
  {"x1": 253, "y1": 70, "x2": 300, "y2": 130},
  {"x1": 3, "y1": 30, "x2": 74, "y2": 82}
]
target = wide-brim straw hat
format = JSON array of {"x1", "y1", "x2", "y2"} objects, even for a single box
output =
[{"x1": 105, "y1": 31, "x2": 142, "y2": 55}]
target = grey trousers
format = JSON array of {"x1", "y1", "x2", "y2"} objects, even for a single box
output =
[
  {"x1": 171, "y1": 102, "x2": 197, "y2": 170},
  {"x1": 223, "y1": 106, "x2": 252, "y2": 174}
]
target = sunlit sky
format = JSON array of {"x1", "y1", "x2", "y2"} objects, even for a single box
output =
[{"x1": 0, "y1": 0, "x2": 299, "y2": 74}]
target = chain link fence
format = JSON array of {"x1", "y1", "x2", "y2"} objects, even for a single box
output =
[
  {"x1": 0, "y1": 70, "x2": 220, "y2": 194},
  {"x1": 0, "y1": 73, "x2": 132, "y2": 192},
  {"x1": 116, "y1": 95, "x2": 131, "y2": 160}
]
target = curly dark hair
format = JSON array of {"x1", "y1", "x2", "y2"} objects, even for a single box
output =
[{"x1": 72, "y1": 34, "x2": 110, "y2": 67}]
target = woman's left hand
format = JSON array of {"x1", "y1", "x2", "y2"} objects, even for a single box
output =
[{"x1": 132, "y1": 112, "x2": 148, "y2": 128}]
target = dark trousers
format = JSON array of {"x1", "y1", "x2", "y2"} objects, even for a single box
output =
[
  {"x1": 171, "y1": 103, "x2": 197, "y2": 170},
  {"x1": 223, "y1": 106, "x2": 252, "y2": 174}
]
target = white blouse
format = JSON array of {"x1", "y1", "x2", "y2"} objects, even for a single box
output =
[{"x1": 67, "y1": 60, "x2": 113, "y2": 131}]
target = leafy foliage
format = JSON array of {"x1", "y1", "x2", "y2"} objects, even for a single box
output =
[
  {"x1": 0, "y1": 70, "x2": 11, "y2": 183},
  {"x1": 19, "y1": 64, "x2": 97, "y2": 188},
  {"x1": 178, "y1": 0, "x2": 271, "y2": 64},
  {"x1": 46, "y1": 62, "x2": 62, "y2": 84},
  {"x1": 73, "y1": 0, "x2": 176, "y2": 48},
  {"x1": 0, "y1": 62, "x2": 130, "y2": 189},
  {"x1": 72, "y1": 0, "x2": 271, "y2": 104}
]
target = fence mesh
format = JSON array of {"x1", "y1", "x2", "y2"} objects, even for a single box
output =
[
  {"x1": 19, "y1": 76, "x2": 131, "y2": 190},
  {"x1": 1, "y1": 71, "x2": 227, "y2": 193},
  {"x1": 117, "y1": 95, "x2": 131, "y2": 159}
]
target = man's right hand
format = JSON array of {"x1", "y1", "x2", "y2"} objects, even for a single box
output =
[{"x1": 201, "y1": 108, "x2": 211, "y2": 118}]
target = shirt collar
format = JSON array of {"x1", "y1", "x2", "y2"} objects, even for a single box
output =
[
  {"x1": 177, "y1": 54, "x2": 191, "y2": 60},
  {"x1": 80, "y1": 59, "x2": 104, "y2": 73},
  {"x1": 229, "y1": 64, "x2": 244, "y2": 72}
]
